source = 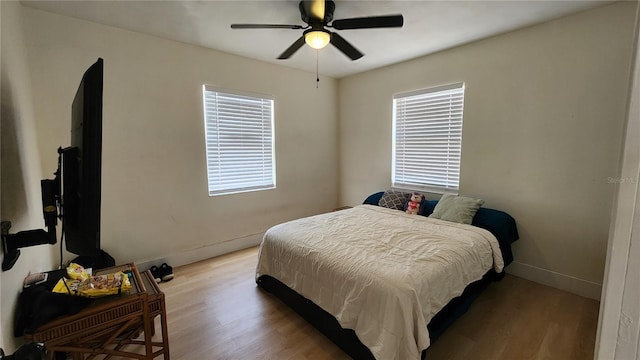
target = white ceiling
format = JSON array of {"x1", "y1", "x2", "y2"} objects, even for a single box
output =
[{"x1": 22, "y1": 0, "x2": 612, "y2": 78}]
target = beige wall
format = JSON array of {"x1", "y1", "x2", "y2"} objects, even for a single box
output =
[
  {"x1": 0, "y1": 5, "x2": 338, "y2": 351},
  {"x1": 1, "y1": 1, "x2": 60, "y2": 350},
  {"x1": 337, "y1": 2, "x2": 637, "y2": 298}
]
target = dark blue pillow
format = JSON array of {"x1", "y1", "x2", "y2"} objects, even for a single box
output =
[
  {"x1": 363, "y1": 191, "x2": 385, "y2": 205},
  {"x1": 471, "y1": 208, "x2": 519, "y2": 245},
  {"x1": 418, "y1": 200, "x2": 439, "y2": 216}
]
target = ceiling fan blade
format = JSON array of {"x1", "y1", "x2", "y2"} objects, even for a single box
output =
[
  {"x1": 278, "y1": 36, "x2": 306, "y2": 59},
  {"x1": 231, "y1": 24, "x2": 305, "y2": 30},
  {"x1": 331, "y1": 15, "x2": 404, "y2": 30},
  {"x1": 330, "y1": 32, "x2": 363, "y2": 60}
]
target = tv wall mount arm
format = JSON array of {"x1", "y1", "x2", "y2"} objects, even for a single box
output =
[
  {"x1": 1, "y1": 221, "x2": 56, "y2": 271},
  {"x1": 1, "y1": 148, "x2": 63, "y2": 271}
]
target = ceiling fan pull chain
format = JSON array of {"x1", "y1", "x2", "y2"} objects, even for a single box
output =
[{"x1": 316, "y1": 49, "x2": 320, "y2": 88}]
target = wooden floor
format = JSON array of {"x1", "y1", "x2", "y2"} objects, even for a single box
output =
[{"x1": 153, "y1": 246, "x2": 599, "y2": 360}]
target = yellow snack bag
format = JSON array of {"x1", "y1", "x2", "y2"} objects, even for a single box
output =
[
  {"x1": 52, "y1": 277, "x2": 80, "y2": 294},
  {"x1": 66, "y1": 263, "x2": 89, "y2": 281},
  {"x1": 79, "y1": 272, "x2": 132, "y2": 297},
  {"x1": 53, "y1": 271, "x2": 132, "y2": 298}
]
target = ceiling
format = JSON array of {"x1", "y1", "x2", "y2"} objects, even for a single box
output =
[{"x1": 22, "y1": 0, "x2": 612, "y2": 78}]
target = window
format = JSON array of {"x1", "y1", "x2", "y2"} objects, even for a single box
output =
[
  {"x1": 392, "y1": 83, "x2": 465, "y2": 193},
  {"x1": 202, "y1": 86, "x2": 275, "y2": 196}
]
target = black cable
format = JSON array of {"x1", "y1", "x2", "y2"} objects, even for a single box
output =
[
  {"x1": 59, "y1": 226, "x2": 64, "y2": 269},
  {"x1": 57, "y1": 146, "x2": 65, "y2": 269}
]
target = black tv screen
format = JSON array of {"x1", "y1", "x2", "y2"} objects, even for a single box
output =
[{"x1": 63, "y1": 58, "x2": 103, "y2": 256}]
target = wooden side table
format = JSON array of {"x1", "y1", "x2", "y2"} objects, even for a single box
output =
[{"x1": 24, "y1": 263, "x2": 169, "y2": 360}]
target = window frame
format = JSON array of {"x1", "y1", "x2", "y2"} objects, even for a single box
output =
[
  {"x1": 392, "y1": 82, "x2": 465, "y2": 194},
  {"x1": 202, "y1": 85, "x2": 276, "y2": 196}
]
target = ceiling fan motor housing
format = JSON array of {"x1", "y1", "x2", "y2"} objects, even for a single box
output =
[{"x1": 299, "y1": 0, "x2": 335, "y2": 25}]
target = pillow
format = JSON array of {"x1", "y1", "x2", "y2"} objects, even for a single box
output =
[
  {"x1": 363, "y1": 191, "x2": 384, "y2": 205},
  {"x1": 418, "y1": 199, "x2": 438, "y2": 216},
  {"x1": 429, "y1": 194, "x2": 484, "y2": 224},
  {"x1": 378, "y1": 190, "x2": 410, "y2": 210}
]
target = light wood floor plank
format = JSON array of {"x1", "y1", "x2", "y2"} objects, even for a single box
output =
[{"x1": 146, "y1": 246, "x2": 600, "y2": 359}]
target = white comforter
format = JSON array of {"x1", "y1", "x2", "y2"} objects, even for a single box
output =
[{"x1": 256, "y1": 205, "x2": 504, "y2": 360}]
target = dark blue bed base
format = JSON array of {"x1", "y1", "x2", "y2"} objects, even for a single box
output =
[{"x1": 257, "y1": 192, "x2": 519, "y2": 359}]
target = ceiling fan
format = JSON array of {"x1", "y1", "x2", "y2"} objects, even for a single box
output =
[{"x1": 230, "y1": 0, "x2": 404, "y2": 61}]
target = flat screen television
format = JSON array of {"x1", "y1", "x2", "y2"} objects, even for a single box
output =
[{"x1": 62, "y1": 58, "x2": 104, "y2": 258}]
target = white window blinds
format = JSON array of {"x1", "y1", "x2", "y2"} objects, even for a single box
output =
[
  {"x1": 392, "y1": 83, "x2": 465, "y2": 193},
  {"x1": 203, "y1": 85, "x2": 275, "y2": 196}
]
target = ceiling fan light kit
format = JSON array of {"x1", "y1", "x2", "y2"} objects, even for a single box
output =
[
  {"x1": 304, "y1": 29, "x2": 331, "y2": 50},
  {"x1": 231, "y1": 0, "x2": 404, "y2": 61}
]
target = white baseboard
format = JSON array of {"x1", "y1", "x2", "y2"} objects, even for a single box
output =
[
  {"x1": 506, "y1": 261, "x2": 602, "y2": 300},
  {"x1": 137, "y1": 232, "x2": 263, "y2": 272}
]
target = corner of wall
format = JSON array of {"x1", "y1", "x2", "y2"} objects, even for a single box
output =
[{"x1": 595, "y1": 2, "x2": 640, "y2": 358}]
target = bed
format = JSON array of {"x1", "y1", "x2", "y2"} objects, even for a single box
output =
[{"x1": 256, "y1": 191, "x2": 519, "y2": 359}]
